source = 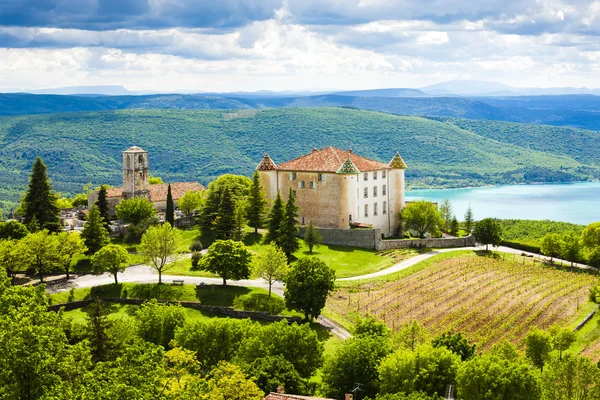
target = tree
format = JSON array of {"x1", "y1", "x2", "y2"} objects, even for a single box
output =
[
  {"x1": 204, "y1": 362, "x2": 264, "y2": 400},
  {"x1": 21, "y1": 157, "x2": 61, "y2": 232},
  {"x1": 115, "y1": 197, "x2": 156, "y2": 226},
  {"x1": 541, "y1": 355, "x2": 600, "y2": 400},
  {"x1": 450, "y1": 216, "x2": 459, "y2": 237},
  {"x1": 464, "y1": 204, "x2": 474, "y2": 234},
  {"x1": 285, "y1": 257, "x2": 335, "y2": 321},
  {"x1": 233, "y1": 199, "x2": 247, "y2": 242},
  {"x1": 96, "y1": 185, "x2": 110, "y2": 228},
  {"x1": 136, "y1": 299, "x2": 186, "y2": 349},
  {"x1": 524, "y1": 328, "x2": 553, "y2": 371},
  {"x1": 264, "y1": 192, "x2": 284, "y2": 244},
  {"x1": 473, "y1": 218, "x2": 502, "y2": 251},
  {"x1": 81, "y1": 205, "x2": 110, "y2": 255},
  {"x1": 277, "y1": 189, "x2": 300, "y2": 259},
  {"x1": 200, "y1": 239, "x2": 252, "y2": 286},
  {"x1": 303, "y1": 220, "x2": 323, "y2": 253},
  {"x1": 550, "y1": 326, "x2": 576, "y2": 360},
  {"x1": 581, "y1": 222, "x2": 600, "y2": 249},
  {"x1": 490, "y1": 340, "x2": 520, "y2": 362},
  {"x1": 439, "y1": 199, "x2": 453, "y2": 232},
  {"x1": 432, "y1": 331, "x2": 476, "y2": 361},
  {"x1": 199, "y1": 174, "x2": 252, "y2": 235},
  {"x1": 457, "y1": 355, "x2": 541, "y2": 400},
  {"x1": 253, "y1": 243, "x2": 288, "y2": 298},
  {"x1": 138, "y1": 222, "x2": 182, "y2": 284},
  {"x1": 178, "y1": 190, "x2": 205, "y2": 217},
  {"x1": 22, "y1": 229, "x2": 61, "y2": 283},
  {"x1": 85, "y1": 299, "x2": 116, "y2": 363},
  {"x1": 0, "y1": 239, "x2": 32, "y2": 285},
  {"x1": 91, "y1": 244, "x2": 129, "y2": 284},
  {"x1": 378, "y1": 345, "x2": 461, "y2": 397},
  {"x1": 0, "y1": 220, "x2": 29, "y2": 240},
  {"x1": 165, "y1": 184, "x2": 174, "y2": 226},
  {"x1": 401, "y1": 201, "x2": 443, "y2": 239},
  {"x1": 247, "y1": 170, "x2": 266, "y2": 234},
  {"x1": 242, "y1": 355, "x2": 307, "y2": 396},
  {"x1": 322, "y1": 336, "x2": 392, "y2": 399},
  {"x1": 148, "y1": 175, "x2": 164, "y2": 185},
  {"x1": 395, "y1": 320, "x2": 429, "y2": 351},
  {"x1": 213, "y1": 186, "x2": 236, "y2": 240},
  {"x1": 57, "y1": 231, "x2": 87, "y2": 279},
  {"x1": 540, "y1": 233, "x2": 564, "y2": 264},
  {"x1": 561, "y1": 232, "x2": 583, "y2": 267}
]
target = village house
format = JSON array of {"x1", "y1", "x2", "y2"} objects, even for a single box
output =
[
  {"x1": 257, "y1": 146, "x2": 407, "y2": 237},
  {"x1": 87, "y1": 146, "x2": 204, "y2": 216}
]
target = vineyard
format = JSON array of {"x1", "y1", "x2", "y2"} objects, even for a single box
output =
[{"x1": 327, "y1": 252, "x2": 600, "y2": 352}]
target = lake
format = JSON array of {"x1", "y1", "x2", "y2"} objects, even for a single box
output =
[{"x1": 405, "y1": 182, "x2": 600, "y2": 225}]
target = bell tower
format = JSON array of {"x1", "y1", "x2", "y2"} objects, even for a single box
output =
[{"x1": 122, "y1": 146, "x2": 150, "y2": 199}]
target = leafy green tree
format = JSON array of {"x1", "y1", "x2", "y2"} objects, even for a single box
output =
[
  {"x1": 401, "y1": 201, "x2": 444, "y2": 239},
  {"x1": 439, "y1": 199, "x2": 453, "y2": 232},
  {"x1": 253, "y1": 243, "x2": 288, "y2": 298},
  {"x1": 378, "y1": 345, "x2": 461, "y2": 397},
  {"x1": 241, "y1": 355, "x2": 307, "y2": 396},
  {"x1": 0, "y1": 220, "x2": 29, "y2": 240},
  {"x1": 136, "y1": 299, "x2": 186, "y2": 349},
  {"x1": 233, "y1": 199, "x2": 247, "y2": 242},
  {"x1": 213, "y1": 186, "x2": 236, "y2": 240},
  {"x1": 85, "y1": 299, "x2": 116, "y2": 363},
  {"x1": 148, "y1": 175, "x2": 164, "y2": 185},
  {"x1": 138, "y1": 222, "x2": 182, "y2": 284},
  {"x1": 165, "y1": 183, "x2": 174, "y2": 226},
  {"x1": 264, "y1": 192, "x2": 284, "y2": 244},
  {"x1": 163, "y1": 346, "x2": 201, "y2": 385},
  {"x1": 456, "y1": 355, "x2": 541, "y2": 400},
  {"x1": 366, "y1": 393, "x2": 443, "y2": 400},
  {"x1": 21, "y1": 157, "x2": 61, "y2": 232},
  {"x1": 247, "y1": 170, "x2": 266, "y2": 234},
  {"x1": 541, "y1": 355, "x2": 600, "y2": 400},
  {"x1": 200, "y1": 239, "x2": 252, "y2": 285},
  {"x1": 115, "y1": 197, "x2": 156, "y2": 225},
  {"x1": 178, "y1": 189, "x2": 205, "y2": 217},
  {"x1": 57, "y1": 231, "x2": 87, "y2": 279},
  {"x1": 473, "y1": 218, "x2": 503, "y2": 251},
  {"x1": 204, "y1": 362, "x2": 264, "y2": 400},
  {"x1": 395, "y1": 320, "x2": 429, "y2": 351},
  {"x1": 303, "y1": 220, "x2": 323, "y2": 253},
  {"x1": 81, "y1": 205, "x2": 110, "y2": 255},
  {"x1": 91, "y1": 244, "x2": 129, "y2": 284},
  {"x1": 561, "y1": 232, "x2": 583, "y2": 267},
  {"x1": 524, "y1": 328, "x2": 553, "y2": 371},
  {"x1": 277, "y1": 189, "x2": 300, "y2": 259},
  {"x1": 355, "y1": 315, "x2": 391, "y2": 339},
  {"x1": 72, "y1": 192, "x2": 89, "y2": 208},
  {"x1": 450, "y1": 216, "x2": 459, "y2": 236},
  {"x1": 550, "y1": 326, "x2": 577, "y2": 360},
  {"x1": 96, "y1": 185, "x2": 110, "y2": 228},
  {"x1": 22, "y1": 229, "x2": 60, "y2": 283},
  {"x1": 285, "y1": 257, "x2": 335, "y2": 321},
  {"x1": 541, "y1": 233, "x2": 564, "y2": 263},
  {"x1": 0, "y1": 239, "x2": 32, "y2": 285},
  {"x1": 432, "y1": 331, "x2": 476, "y2": 361},
  {"x1": 581, "y1": 222, "x2": 600, "y2": 249},
  {"x1": 322, "y1": 336, "x2": 392, "y2": 399},
  {"x1": 199, "y1": 174, "x2": 252, "y2": 235},
  {"x1": 490, "y1": 340, "x2": 520, "y2": 362},
  {"x1": 464, "y1": 204, "x2": 474, "y2": 234}
]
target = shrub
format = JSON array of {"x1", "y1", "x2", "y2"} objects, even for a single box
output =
[
  {"x1": 189, "y1": 240, "x2": 203, "y2": 252},
  {"x1": 233, "y1": 293, "x2": 285, "y2": 315},
  {"x1": 191, "y1": 251, "x2": 203, "y2": 269}
]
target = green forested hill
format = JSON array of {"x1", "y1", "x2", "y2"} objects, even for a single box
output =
[{"x1": 0, "y1": 108, "x2": 598, "y2": 212}]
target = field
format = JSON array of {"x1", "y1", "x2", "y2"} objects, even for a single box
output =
[{"x1": 326, "y1": 251, "x2": 600, "y2": 351}]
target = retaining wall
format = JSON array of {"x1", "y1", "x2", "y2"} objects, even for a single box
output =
[{"x1": 377, "y1": 235, "x2": 476, "y2": 251}]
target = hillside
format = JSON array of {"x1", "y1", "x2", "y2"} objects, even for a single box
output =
[{"x1": 0, "y1": 108, "x2": 598, "y2": 212}]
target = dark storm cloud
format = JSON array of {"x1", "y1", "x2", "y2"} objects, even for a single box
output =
[{"x1": 0, "y1": 0, "x2": 281, "y2": 30}]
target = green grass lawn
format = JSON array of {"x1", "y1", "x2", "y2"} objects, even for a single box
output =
[{"x1": 166, "y1": 257, "x2": 220, "y2": 278}]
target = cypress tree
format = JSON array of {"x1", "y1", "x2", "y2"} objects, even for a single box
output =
[
  {"x1": 264, "y1": 191, "x2": 284, "y2": 244},
  {"x1": 277, "y1": 188, "x2": 300, "y2": 259},
  {"x1": 304, "y1": 220, "x2": 323, "y2": 253},
  {"x1": 22, "y1": 157, "x2": 61, "y2": 232},
  {"x1": 247, "y1": 170, "x2": 266, "y2": 234},
  {"x1": 214, "y1": 186, "x2": 235, "y2": 239},
  {"x1": 81, "y1": 205, "x2": 110, "y2": 255},
  {"x1": 165, "y1": 184, "x2": 175, "y2": 226},
  {"x1": 96, "y1": 185, "x2": 110, "y2": 228},
  {"x1": 464, "y1": 204, "x2": 474, "y2": 234}
]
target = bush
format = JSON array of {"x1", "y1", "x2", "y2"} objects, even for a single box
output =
[
  {"x1": 189, "y1": 240, "x2": 203, "y2": 252},
  {"x1": 501, "y1": 240, "x2": 541, "y2": 254},
  {"x1": 191, "y1": 251, "x2": 202, "y2": 269},
  {"x1": 233, "y1": 293, "x2": 286, "y2": 315}
]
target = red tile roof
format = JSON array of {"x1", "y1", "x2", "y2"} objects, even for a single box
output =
[
  {"x1": 257, "y1": 153, "x2": 278, "y2": 171},
  {"x1": 264, "y1": 394, "x2": 334, "y2": 400},
  {"x1": 105, "y1": 182, "x2": 205, "y2": 202},
  {"x1": 277, "y1": 147, "x2": 390, "y2": 173}
]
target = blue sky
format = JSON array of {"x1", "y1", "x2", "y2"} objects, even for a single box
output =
[{"x1": 0, "y1": 0, "x2": 598, "y2": 92}]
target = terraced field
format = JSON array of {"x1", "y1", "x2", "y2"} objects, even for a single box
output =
[{"x1": 327, "y1": 252, "x2": 599, "y2": 350}]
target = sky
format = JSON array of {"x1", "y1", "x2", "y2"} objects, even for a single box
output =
[{"x1": 0, "y1": 0, "x2": 599, "y2": 92}]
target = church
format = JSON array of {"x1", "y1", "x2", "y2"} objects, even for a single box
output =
[
  {"x1": 87, "y1": 146, "x2": 204, "y2": 216},
  {"x1": 256, "y1": 147, "x2": 407, "y2": 236}
]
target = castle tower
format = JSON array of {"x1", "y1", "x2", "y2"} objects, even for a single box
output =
[
  {"x1": 256, "y1": 153, "x2": 279, "y2": 199},
  {"x1": 388, "y1": 152, "x2": 407, "y2": 235},
  {"x1": 336, "y1": 156, "x2": 359, "y2": 228},
  {"x1": 122, "y1": 146, "x2": 150, "y2": 199}
]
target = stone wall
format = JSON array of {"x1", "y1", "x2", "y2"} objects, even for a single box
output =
[{"x1": 376, "y1": 235, "x2": 476, "y2": 251}]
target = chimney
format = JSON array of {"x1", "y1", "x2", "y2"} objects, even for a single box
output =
[
  {"x1": 345, "y1": 394, "x2": 354, "y2": 400},
  {"x1": 312, "y1": 147, "x2": 317, "y2": 153},
  {"x1": 276, "y1": 386, "x2": 285, "y2": 394},
  {"x1": 348, "y1": 148, "x2": 353, "y2": 154}
]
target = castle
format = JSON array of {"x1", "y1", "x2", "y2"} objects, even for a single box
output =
[
  {"x1": 87, "y1": 146, "x2": 204, "y2": 215},
  {"x1": 257, "y1": 147, "x2": 407, "y2": 236}
]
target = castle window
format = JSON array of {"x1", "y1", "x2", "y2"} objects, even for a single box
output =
[
  {"x1": 318, "y1": 173, "x2": 324, "y2": 182},
  {"x1": 382, "y1": 184, "x2": 387, "y2": 196},
  {"x1": 383, "y1": 201, "x2": 387, "y2": 215},
  {"x1": 139, "y1": 155, "x2": 144, "y2": 165},
  {"x1": 310, "y1": 181, "x2": 316, "y2": 189},
  {"x1": 382, "y1": 170, "x2": 386, "y2": 179},
  {"x1": 349, "y1": 214, "x2": 352, "y2": 222},
  {"x1": 373, "y1": 171, "x2": 377, "y2": 180},
  {"x1": 364, "y1": 173, "x2": 368, "y2": 181},
  {"x1": 373, "y1": 186, "x2": 378, "y2": 197},
  {"x1": 299, "y1": 181, "x2": 305, "y2": 189},
  {"x1": 364, "y1": 204, "x2": 368, "y2": 217},
  {"x1": 374, "y1": 203, "x2": 378, "y2": 216},
  {"x1": 364, "y1": 187, "x2": 368, "y2": 198},
  {"x1": 290, "y1": 172, "x2": 297, "y2": 180}
]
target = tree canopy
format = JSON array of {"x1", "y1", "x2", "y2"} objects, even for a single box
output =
[
  {"x1": 21, "y1": 157, "x2": 61, "y2": 233},
  {"x1": 473, "y1": 218, "x2": 503, "y2": 251},
  {"x1": 200, "y1": 239, "x2": 252, "y2": 286},
  {"x1": 401, "y1": 201, "x2": 443, "y2": 239},
  {"x1": 91, "y1": 244, "x2": 130, "y2": 284},
  {"x1": 284, "y1": 257, "x2": 335, "y2": 321},
  {"x1": 115, "y1": 197, "x2": 156, "y2": 226},
  {"x1": 137, "y1": 222, "x2": 182, "y2": 284}
]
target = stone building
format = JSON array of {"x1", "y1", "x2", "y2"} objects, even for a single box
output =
[
  {"x1": 257, "y1": 146, "x2": 407, "y2": 236},
  {"x1": 88, "y1": 146, "x2": 204, "y2": 216}
]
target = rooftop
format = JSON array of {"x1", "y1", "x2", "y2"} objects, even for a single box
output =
[
  {"x1": 264, "y1": 394, "x2": 335, "y2": 400},
  {"x1": 105, "y1": 181, "x2": 204, "y2": 202},
  {"x1": 276, "y1": 146, "x2": 391, "y2": 173},
  {"x1": 124, "y1": 146, "x2": 146, "y2": 153}
]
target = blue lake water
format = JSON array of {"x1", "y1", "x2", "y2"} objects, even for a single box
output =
[{"x1": 406, "y1": 182, "x2": 600, "y2": 225}]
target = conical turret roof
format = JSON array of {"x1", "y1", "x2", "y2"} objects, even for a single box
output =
[
  {"x1": 389, "y1": 152, "x2": 407, "y2": 169},
  {"x1": 336, "y1": 156, "x2": 360, "y2": 174},
  {"x1": 256, "y1": 153, "x2": 277, "y2": 171}
]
